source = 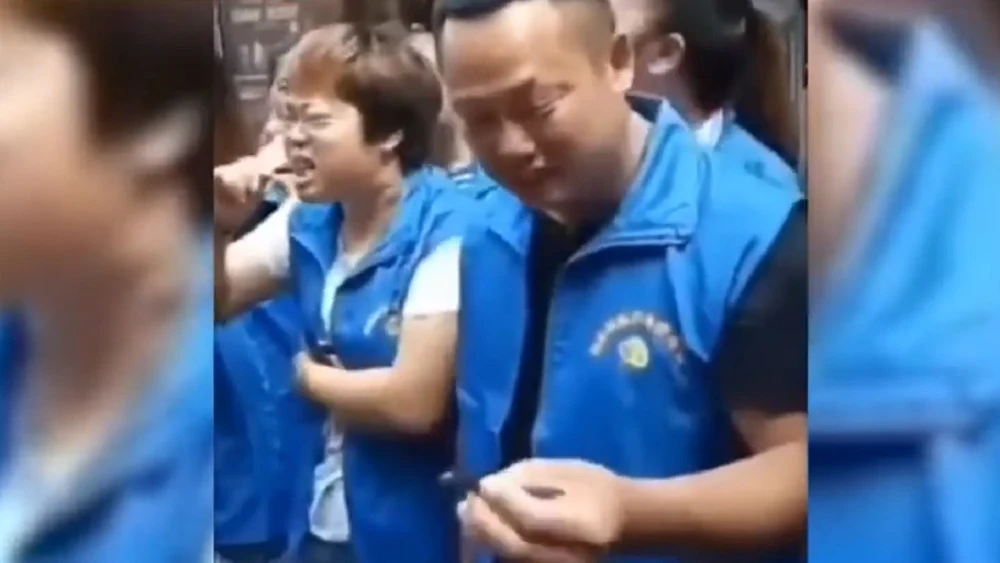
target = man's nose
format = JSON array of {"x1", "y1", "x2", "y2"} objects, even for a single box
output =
[
  {"x1": 495, "y1": 121, "x2": 537, "y2": 164},
  {"x1": 285, "y1": 121, "x2": 308, "y2": 147}
]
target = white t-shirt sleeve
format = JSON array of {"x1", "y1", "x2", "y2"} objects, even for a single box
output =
[
  {"x1": 402, "y1": 237, "x2": 462, "y2": 316},
  {"x1": 226, "y1": 199, "x2": 297, "y2": 280}
]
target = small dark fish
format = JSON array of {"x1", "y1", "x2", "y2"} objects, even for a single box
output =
[
  {"x1": 439, "y1": 470, "x2": 565, "y2": 500},
  {"x1": 308, "y1": 343, "x2": 338, "y2": 366},
  {"x1": 439, "y1": 470, "x2": 481, "y2": 496}
]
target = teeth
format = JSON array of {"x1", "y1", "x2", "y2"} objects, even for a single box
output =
[{"x1": 291, "y1": 159, "x2": 315, "y2": 172}]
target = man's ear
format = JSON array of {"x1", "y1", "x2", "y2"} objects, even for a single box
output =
[
  {"x1": 125, "y1": 103, "x2": 201, "y2": 177},
  {"x1": 643, "y1": 32, "x2": 685, "y2": 76},
  {"x1": 379, "y1": 130, "x2": 403, "y2": 155},
  {"x1": 609, "y1": 33, "x2": 636, "y2": 94}
]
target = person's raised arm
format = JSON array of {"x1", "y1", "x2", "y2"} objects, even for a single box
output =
[
  {"x1": 296, "y1": 237, "x2": 461, "y2": 434},
  {"x1": 214, "y1": 140, "x2": 297, "y2": 322}
]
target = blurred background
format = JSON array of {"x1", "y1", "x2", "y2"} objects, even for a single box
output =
[
  {"x1": 214, "y1": 0, "x2": 807, "y2": 169},
  {"x1": 216, "y1": 0, "x2": 439, "y2": 132}
]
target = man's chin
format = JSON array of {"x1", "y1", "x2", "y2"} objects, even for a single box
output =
[
  {"x1": 0, "y1": 268, "x2": 21, "y2": 304},
  {"x1": 294, "y1": 183, "x2": 331, "y2": 204}
]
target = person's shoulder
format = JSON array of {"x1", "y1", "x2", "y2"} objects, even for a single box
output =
[
  {"x1": 638, "y1": 117, "x2": 800, "y2": 248},
  {"x1": 721, "y1": 124, "x2": 801, "y2": 190},
  {"x1": 415, "y1": 166, "x2": 492, "y2": 237},
  {"x1": 667, "y1": 153, "x2": 803, "y2": 311},
  {"x1": 699, "y1": 152, "x2": 802, "y2": 236},
  {"x1": 287, "y1": 199, "x2": 335, "y2": 235}
]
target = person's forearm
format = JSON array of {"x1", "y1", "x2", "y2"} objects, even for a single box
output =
[
  {"x1": 305, "y1": 364, "x2": 445, "y2": 434},
  {"x1": 615, "y1": 441, "x2": 806, "y2": 554}
]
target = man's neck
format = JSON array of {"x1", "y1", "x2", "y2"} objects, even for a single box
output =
[
  {"x1": 560, "y1": 108, "x2": 652, "y2": 229},
  {"x1": 668, "y1": 90, "x2": 712, "y2": 127}
]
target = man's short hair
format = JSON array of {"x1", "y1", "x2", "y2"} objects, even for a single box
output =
[
  {"x1": 433, "y1": 0, "x2": 614, "y2": 36},
  {"x1": 283, "y1": 22, "x2": 443, "y2": 172}
]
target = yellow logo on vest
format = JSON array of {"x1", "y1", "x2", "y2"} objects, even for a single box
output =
[
  {"x1": 590, "y1": 311, "x2": 685, "y2": 370},
  {"x1": 364, "y1": 306, "x2": 401, "y2": 338},
  {"x1": 617, "y1": 335, "x2": 650, "y2": 371}
]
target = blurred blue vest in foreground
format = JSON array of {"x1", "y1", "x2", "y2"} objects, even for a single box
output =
[
  {"x1": 809, "y1": 22, "x2": 1000, "y2": 563},
  {"x1": 0, "y1": 238, "x2": 213, "y2": 562}
]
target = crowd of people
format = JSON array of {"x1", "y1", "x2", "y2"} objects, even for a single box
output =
[
  {"x1": 0, "y1": 0, "x2": 998, "y2": 562},
  {"x1": 214, "y1": 0, "x2": 806, "y2": 562}
]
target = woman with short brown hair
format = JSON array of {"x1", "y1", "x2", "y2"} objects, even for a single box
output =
[{"x1": 215, "y1": 21, "x2": 471, "y2": 563}]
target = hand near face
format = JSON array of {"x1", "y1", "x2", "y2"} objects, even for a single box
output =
[
  {"x1": 459, "y1": 459, "x2": 626, "y2": 563},
  {"x1": 213, "y1": 136, "x2": 288, "y2": 232}
]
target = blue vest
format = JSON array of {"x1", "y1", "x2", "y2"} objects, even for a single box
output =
[
  {"x1": 457, "y1": 101, "x2": 801, "y2": 563},
  {"x1": 630, "y1": 96, "x2": 800, "y2": 193},
  {"x1": 448, "y1": 163, "x2": 501, "y2": 202},
  {"x1": 214, "y1": 293, "x2": 304, "y2": 551},
  {"x1": 0, "y1": 314, "x2": 26, "y2": 462},
  {"x1": 809, "y1": 23, "x2": 1000, "y2": 563},
  {"x1": 716, "y1": 116, "x2": 800, "y2": 193},
  {"x1": 0, "y1": 238, "x2": 213, "y2": 563},
  {"x1": 287, "y1": 167, "x2": 470, "y2": 563}
]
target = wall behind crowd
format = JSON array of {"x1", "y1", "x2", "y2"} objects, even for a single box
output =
[
  {"x1": 216, "y1": 0, "x2": 805, "y2": 172},
  {"x1": 216, "y1": 0, "x2": 434, "y2": 133}
]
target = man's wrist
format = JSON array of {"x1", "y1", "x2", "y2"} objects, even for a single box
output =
[
  {"x1": 614, "y1": 474, "x2": 695, "y2": 551},
  {"x1": 214, "y1": 224, "x2": 237, "y2": 240},
  {"x1": 614, "y1": 474, "x2": 645, "y2": 545},
  {"x1": 297, "y1": 358, "x2": 321, "y2": 397}
]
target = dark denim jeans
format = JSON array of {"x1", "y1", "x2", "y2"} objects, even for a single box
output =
[
  {"x1": 296, "y1": 534, "x2": 354, "y2": 563},
  {"x1": 215, "y1": 541, "x2": 284, "y2": 563}
]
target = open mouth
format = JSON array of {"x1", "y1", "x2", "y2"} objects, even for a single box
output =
[
  {"x1": 284, "y1": 153, "x2": 316, "y2": 176},
  {"x1": 270, "y1": 159, "x2": 314, "y2": 194}
]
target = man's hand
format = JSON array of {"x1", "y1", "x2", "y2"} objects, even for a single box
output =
[
  {"x1": 294, "y1": 351, "x2": 343, "y2": 401},
  {"x1": 459, "y1": 459, "x2": 626, "y2": 563},
  {"x1": 214, "y1": 136, "x2": 288, "y2": 232}
]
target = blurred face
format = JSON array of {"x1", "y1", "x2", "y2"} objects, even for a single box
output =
[
  {"x1": 807, "y1": 0, "x2": 893, "y2": 276},
  {"x1": 609, "y1": 0, "x2": 649, "y2": 37},
  {"x1": 0, "y1": 13, "x2": 158, "y2": 300},
  {"x1": 277, "y1": 90, "x2": 384, "y2": 203},
  {"x1": 439, "y1": 0, "x2": 633, "y2": 218},
  {"x1": 609, "y1": 0, "x2": 684, "y2": 99}
]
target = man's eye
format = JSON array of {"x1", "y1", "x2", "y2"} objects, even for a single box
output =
[
  {"x1": 465, "y1": 112, "x2": 496, "y2": 127},
  {"x1": 533, "y1": 102, "x2": 556, "y2": 117}
]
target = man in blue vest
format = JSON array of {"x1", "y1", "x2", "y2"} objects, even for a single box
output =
[{"x1": 434, "y1": 0, "x2": 806, "y2": 561}]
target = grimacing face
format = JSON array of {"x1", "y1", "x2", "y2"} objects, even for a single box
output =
[
  {"x1": 277, "y1": 91, "x2": 383, "y2": 203},
  {"x1": 438, "y1": 0, "x2": 633, "y2": 219}
]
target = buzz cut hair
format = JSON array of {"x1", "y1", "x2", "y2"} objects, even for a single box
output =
[{"x1": 432, "y1": 0, "x2": 615, "y2": 36}]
